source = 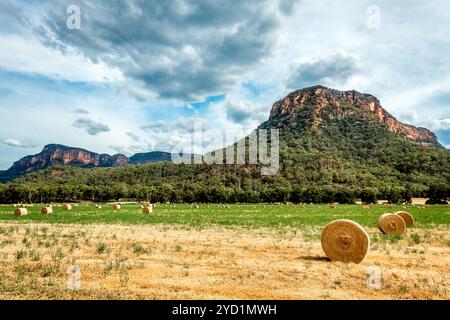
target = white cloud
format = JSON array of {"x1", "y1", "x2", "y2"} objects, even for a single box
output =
[
  {"x1": 0, "y1": 34, "x2": 123, "y2": 83},
  {"x1": 1, "y1": 138, "x2": 37, "y2": 149}
]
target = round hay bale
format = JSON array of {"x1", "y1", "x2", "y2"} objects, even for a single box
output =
[
  {"x1": 395, "y1": 211, "x2": 414, "y2": 227},
  {"x1": 14, "y1": 208, "x2": 27, "y2": 216},
  {"x1": 112, "y1": 204, "x2": 121, "y2": 210},
  {"x1": 320, "y1": 219, "x2": 370, "y2": 264},
  {"x1": 41, "y1": 207, "x2": 53, "y2": 214},
  {"x1": 142, "y1": 206, "x2": 153, "y2": 214},
  {"x1": 63, "y1": 204, "x2": 72, "y2": 211},
  {"x1": 378, "y1": 213, "x2": 406, "y2": 235}
]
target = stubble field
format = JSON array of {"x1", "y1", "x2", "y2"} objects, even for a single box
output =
[{"x1": 0, "y1": 203, "x2": 448, "y2": 299}]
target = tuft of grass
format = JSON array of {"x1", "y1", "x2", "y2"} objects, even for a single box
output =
[
  {"x1": 399, "y1": 284, "x2": 409, "y2": 294},
  {"x1": 53, "y1": 248, "x2": 65, "y2": 261},
  {"x1": 15, "y1": 249, "x2": 26, "y2": 261},
  {"x1": 29, "y1": 250, "x2": 42, "y2": 262},
  {"x1": 410, "y1": 233, "x2": 421, "y2": 245},
  {"x1": 103, "y1": 261, "x2": 113, "y2": 275},
  {"x1": 131, "y1": 243, "x2": 148, "y2": 255},
  {"x1": 97, "y1": 242, "x2": 107, "y2": 254}
]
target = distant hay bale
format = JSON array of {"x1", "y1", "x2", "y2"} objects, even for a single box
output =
[
  {"x1": 112, "y1": 204, "x2": 121, "y2": 210},
  {"x1": 395, "y1": 211, "x2": 414, "y2": 227},
  {"x1": 63, "y1": 204, "x2": 72, "y2": 211},
  {"x1": 329, "y1": 204, "x2": 337, "y2": 208},
  {"x1": 320, "y1": 219, "x2": 369, "y2": 264},
  {"x1": 13, "y1": 204, "x2": 17, "y2": 208},
  {"x1": 41, "y1": 207, "x2": 53, "y2": 214},
  {"x1": 142, "y1": 206, "x2": 153, "y2": 214},
  {"x1": 378, "y1": 213, "x2": 406, "y2": 235},
  {"x1": 143, "y1": 203, "x2": 152, "y2": 208},
  {"x1": 14, "y1": 208, "x2": 27, "y2": 216}
]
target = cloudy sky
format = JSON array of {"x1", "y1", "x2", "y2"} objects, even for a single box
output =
[{"x1": 0, "y1": 0, "x2": 449, "y2": 169}]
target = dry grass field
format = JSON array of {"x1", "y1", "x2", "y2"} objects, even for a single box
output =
[{"x1": 0, "y1": 218, "x2": 448, "y2": 299}]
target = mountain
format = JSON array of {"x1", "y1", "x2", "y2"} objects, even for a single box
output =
[
  {"x1": 1, "y1": 86, "x2": 449, "y2": 204},
  {"x1": 263, "y1": 85, "x2": 440, "y2": 147},
  {"x1": 0, "y1": 144, "x2": 127, "y2": 182},
  {"x1": 129, "y1": 151, "x2": 180, "y2": 164},
  {"x1": 0, "y1": 145, "x2": 189, "y2": 182}
]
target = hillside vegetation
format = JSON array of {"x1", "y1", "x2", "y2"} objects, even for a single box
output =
[{"x1": 1, "y1": 87, "x2": 449, "y2": 204}]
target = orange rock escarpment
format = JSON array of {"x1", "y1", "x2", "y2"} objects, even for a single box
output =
[{"x1": 269, "y1": 86, "x2": 438, "y2": 146}]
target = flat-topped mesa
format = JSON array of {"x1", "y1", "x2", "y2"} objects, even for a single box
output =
[
  {"x1": 269, "y1": 86, "x2": 439, "y2": 147},
  {"x1": 13, "y1": 144, "x2": 128, "y2": 175},
  {"x1": 0, "y1": 144, "x2": 195, "y2": 182}
]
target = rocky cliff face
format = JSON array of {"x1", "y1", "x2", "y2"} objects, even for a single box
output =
[
  {"x1": 268, "y1": 86, "x2": 439, "y2": 146},
  {"x1": 0, "y1": 145, "x2": 191, "y2": 182},
  {"x1": 4, "y1": 144, "x2": 128, "y2": 178}
]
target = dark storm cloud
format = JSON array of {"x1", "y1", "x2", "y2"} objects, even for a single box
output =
[
  {"x1": 225, "y1": 100, "x2": 267, "y2": 124},
  {"x1": 226, "y1": 101, "x2": 253, "y2": 123},
  {"x1": 40, "y1": 0, "x2": 287, "y2": 101},
  {"x1": 287, "y1": 54, "x2": 359, "y2": 90},
  {"x1": 72, "y1": 118, "x2": 110, "y2": 135}
]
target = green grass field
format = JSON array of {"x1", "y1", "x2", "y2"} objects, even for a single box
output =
[{"x1": 0, "y1": 203, "x2": 449, "y2": 229}]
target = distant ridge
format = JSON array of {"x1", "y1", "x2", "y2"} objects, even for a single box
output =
[{"x1": 0, "y1": 144, "x2": 190, "y2": 182}]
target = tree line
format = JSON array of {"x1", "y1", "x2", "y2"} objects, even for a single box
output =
[{"x1": 0, "y1": 182, "x2": 447, "y2": 205}]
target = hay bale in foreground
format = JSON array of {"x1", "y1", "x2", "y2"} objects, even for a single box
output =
[
  {"x1": 320, "y1": 219, "x2": 369, "y2": 264},
  {"x1": 395, "y1": 211, "x2": 414, "y2": 227},
  {"x1": 14, "y1": 208, "x2": 28, "y2": 216},
  {"x1": 378, "y1": 213, "x2": 406, "y2": 235},
  {"x1": 112, "y1": 204, "x2": 121, "y2": 210},
  {"x1": 63, "y1": 204, "x2": 72, "y2": 211},
  {"x1": 41, "y1": 207, "x2": 53, "y2": 214},
  {"x1": 142, "y1": 205, "x2": 153, "y2": 214}
]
